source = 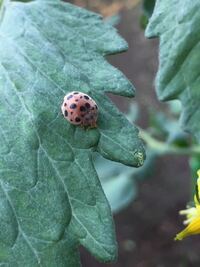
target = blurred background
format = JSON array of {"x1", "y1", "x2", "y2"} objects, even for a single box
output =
[{"x1": 68, "y1": 1, "x2": 200, "y2": 266}]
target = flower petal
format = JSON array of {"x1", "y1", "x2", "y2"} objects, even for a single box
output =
[{"x1": 175, "y1": 217, "x2": 200, "y2": 241}]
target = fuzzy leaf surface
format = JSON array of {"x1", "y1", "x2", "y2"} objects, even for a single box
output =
[
  {"x1": 0, "y1": 0, "x2": 145, "y2": 266},
  {"x1": 146, "y1": 0, "x2": 200, "y2": 139}
]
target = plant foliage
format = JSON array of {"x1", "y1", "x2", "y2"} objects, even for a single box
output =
[
  {"x1": 0, "y1": 0, "x2": 145, "y2": 265},
  {"x1": 143, "y1": 0, "x2": 155, "y2": 18},
  {"x1": 146, "y1": 0, "x2": 200, "y2": 140}
]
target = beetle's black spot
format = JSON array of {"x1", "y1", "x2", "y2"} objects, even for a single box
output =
[
  {"x1": 75, "y1": 117, "x2": 81, "y2": 122},
  {"x1": 64, "y1": 110, "x2": 68, "y2": 117},
  {"x1": 75, "y1": 99, "x2": 79, "y2": 102},
  {"x1": 80, "y1": 96, "x2": 83, "y2": 99},
  {"x1": 71, "y1": 112, "x2": 73, "y2": 115},
  {"x1": 70, "y1": 119, "x2": 73, "y2": 122},
  {"x1": 70, "y1": 103, "x2": 77, "y2": 109},
  {"x1": 95, "y1": 105, "x2": 98, "y2": 109},
  {"x1": 91, "y1": 107, "x2": 95, "y2": 110},
  {"x1": 81, "y1": 115, "x2": 85, "y2": 117},
  {"x1": 73, "y1": 92, "x2": 79, "y2": 94},
  {"x1": 84, "y1": 95, "x2": 89, "y2": 100},
  {"x1": 64, "y1": 103, "x2": 67, "y2": 107},
  {"x1": 67, "y1": 95, "x2": 73, "y2": 100},
  {"x1": 85, "y1": 103, "x2": 90, "y2": 109},
  {"x1": 80, "y1": 106, "x2": 86, "y2": 112}
]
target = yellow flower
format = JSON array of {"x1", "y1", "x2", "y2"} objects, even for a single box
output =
[{"x1": 175, "y1": 170, "x2": 200, "y2": 241}]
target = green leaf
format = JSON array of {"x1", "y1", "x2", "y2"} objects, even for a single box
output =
[
  {"x1": 140, "y1": 0, "x2": 155, "y2": 29},
  {"x1": 145, "y1": 0, "x2": 200, "y2": 140},
  {"x1": 189, "y1": 155, "x2": 200, "y2": 197},
  {"x1": 0, "y1": 0, "x2": 145, "y2": 266},
  {"x1": 143, "y1": 0, "x2": 155, "y2": 18},
  {"x1": 95, "y1": 155, "x2": 138, "y2": 213},
  {"x1": 95, "y1": 150, "x2": 156, "y2": 214}
]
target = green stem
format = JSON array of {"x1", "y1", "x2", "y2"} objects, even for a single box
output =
[{"x1": 139, "y1": 128, "x2": 200, "y2": 156}]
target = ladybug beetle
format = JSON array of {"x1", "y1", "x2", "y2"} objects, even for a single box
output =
[{"x1": 61, "y1": 91, "x2": 98, "y2": 128}]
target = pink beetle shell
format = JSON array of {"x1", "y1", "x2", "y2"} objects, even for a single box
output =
[{"x1": 61, "y1": 91, "x2": 98, "y2": 127}]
